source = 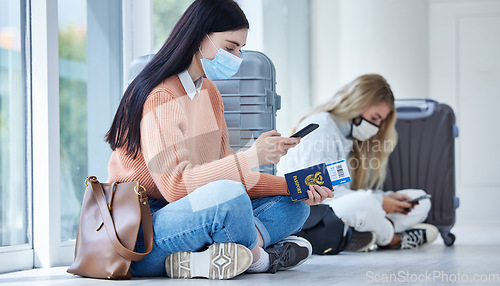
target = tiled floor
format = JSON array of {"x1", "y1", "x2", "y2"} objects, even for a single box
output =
[{"x1": 1, "y1": 221, "x2": 500, "y2": 285}]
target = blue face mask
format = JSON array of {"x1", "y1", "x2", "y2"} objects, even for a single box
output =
[{"x1": 199, "y1": 35, "x2": 243, "y2": 80}]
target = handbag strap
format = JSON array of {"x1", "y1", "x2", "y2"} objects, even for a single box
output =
[{"x1": 88, "y1": 176, "x2": 154, "y2": 261}]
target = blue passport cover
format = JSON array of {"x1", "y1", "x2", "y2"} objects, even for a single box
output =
[{"x1": 284, "y1": 163, "x2": 333, "y2": 201}]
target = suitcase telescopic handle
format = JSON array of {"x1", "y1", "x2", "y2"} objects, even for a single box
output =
[{"x1": 395, "y1": 98, "x2": 436, "y2": 120}]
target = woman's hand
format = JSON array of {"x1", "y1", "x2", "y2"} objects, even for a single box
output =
[
  {"x1": 388, "y1": 192, "x2": 412, "y2": 202},
  {"x1": 303, "y1": 185, "x2": 334, "y2": 206},
  {"x1": 382, "y1": 194, "x2": 414, "y2": 215},
  {"x1": 244, "y1": 130, "x2": 300, "y2": 168}
]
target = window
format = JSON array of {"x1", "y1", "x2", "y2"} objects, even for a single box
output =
[
  {"x1": 0, "y1": 0, "x2": 136, "y2": 272},
  {"x1": 58, "y1": 0, "x2": 88, "y2": 242},
  {"x1": 153, "y1": 0, "x2": 191, "y2": 52},
  {"x1": 0, "y1": 0, "x2": 28, "y2": 248},
  {"x1": 58, "y1": 0, "x2": 122, "y2": 242}
]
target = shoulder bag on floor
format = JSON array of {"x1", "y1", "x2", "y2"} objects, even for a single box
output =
[
  {"x1": 67, "y1": 176, "x2": 154, "y2": 279},
  {"x1": 295, "y1": 204, "x2": 352, "y2": 255}
]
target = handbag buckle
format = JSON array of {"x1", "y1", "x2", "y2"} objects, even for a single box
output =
[
  {"x1": 84, "y1": 176, "x2": 98, "y2": 187},
  {"x1": 134, "y1": 182, "x2": 148, "y2": 205}
]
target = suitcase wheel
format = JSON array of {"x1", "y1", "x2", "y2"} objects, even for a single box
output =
[{"x1": 442, "y1": 232, "x2": 456, "y2": 246}]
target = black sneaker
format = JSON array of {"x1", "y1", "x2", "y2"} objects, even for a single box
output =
[
  {"x1": 265, "y1": 236, "x2": 312, "y2": 273},
  {"x1": 397, "y1": 223, "x2": 439, "y2": 249},
  {"x1": 344, "y1": 230, "x2": 376, "y2": 252},
  {"x1": 165, "y1": 243, "x2": 253, "y2": 279}
]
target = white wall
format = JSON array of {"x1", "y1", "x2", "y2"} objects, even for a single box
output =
[
  {"x1": 238, "y1": 0, "x2": 312, "y2": 136},
  {"x1": 429, "y1": 0, "x2": 500, "y2": 224},
  {"x1": 311, "y1": 0, "x2": 341, "y2": 106},
  {"x1": 312, "y1": 0, "x2": 429, "y2": 104}
]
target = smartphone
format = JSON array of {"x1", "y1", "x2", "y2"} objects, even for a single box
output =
[
  {"x1": 405, "y1": 194, "x2": 432, "y2": 204},
  {"x1": 290, "y1": 123, "x2": 319, "y2": 138}
]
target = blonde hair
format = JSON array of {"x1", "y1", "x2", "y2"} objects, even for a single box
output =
[{"x1": 293, "y1": 74, "x2": 397, "y2": 190}]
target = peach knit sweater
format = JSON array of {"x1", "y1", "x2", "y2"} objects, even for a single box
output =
[{"x1": 107, "y1": 75, "x2": 289, "y2": 202}]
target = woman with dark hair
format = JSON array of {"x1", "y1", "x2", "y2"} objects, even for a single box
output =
[{"x1": 106, "y1": 0, "x2": 333, "y2": 280}]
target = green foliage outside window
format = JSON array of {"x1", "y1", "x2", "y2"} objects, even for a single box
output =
[
  {"x1": 59, "y1": 25, "x2": 88, "y2": 240},
  {"x1": 153, "y1": 0, "x2": 192, "y2": 52}
]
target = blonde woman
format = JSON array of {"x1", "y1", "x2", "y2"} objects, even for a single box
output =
[{"x1": 278, "y1": 74, "x2": 438, "y2": 250}]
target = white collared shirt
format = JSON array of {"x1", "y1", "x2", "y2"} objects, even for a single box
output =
[{"x1": 178, "y1": 70, "x2": 203, "y2": 100}]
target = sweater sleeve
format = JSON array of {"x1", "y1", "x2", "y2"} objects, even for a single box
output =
[
  {"x1": 140, "y1": 89, "x2": 288, "y2": 202},
  {"x1": 278, "y1": 115, "x2": 346, "y2": 175},
  {"x1": 213, "y1": 85, "x2": 289, "y2": 200}
]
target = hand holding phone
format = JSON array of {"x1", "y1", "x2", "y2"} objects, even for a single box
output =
[
  {"x1": 290, "y1": 123, "x2": 319, "y2": 138},
  {"x1": 403, "y1": 194, "x2": 431, "y2": 212},
  {"x1": 404, "y1": 194, "x2": 431, "y2": 204}
]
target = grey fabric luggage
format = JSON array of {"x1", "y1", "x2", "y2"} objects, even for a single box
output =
[
  {"x1": 212, "y1": 50, "x2": 280, "y2": 175},
  {"x1": 383, "y1": 99, "x2": 459, "y2": 246},
  {"x1": 127, "y1": 51, "x2": 280, "y2": 175}
]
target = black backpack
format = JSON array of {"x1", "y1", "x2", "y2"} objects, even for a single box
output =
[{"x1": 295, "y1": 204, "x2": 353, "y2": 255}]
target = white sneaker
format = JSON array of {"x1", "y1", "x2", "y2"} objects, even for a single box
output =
[
  {"x1": 265, "y1": 236, "x2": 312, "y2": 272},
  {"x1": 165, "y1": 243, "x2": 253, "y2": 279},
  {"x1": 397, "y1": 223, "x2": 439, "y2": 249}
]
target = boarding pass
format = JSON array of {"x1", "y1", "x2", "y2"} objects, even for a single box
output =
[{"x1": 326, "y1": 159, "x2": 351, "y2": 186}]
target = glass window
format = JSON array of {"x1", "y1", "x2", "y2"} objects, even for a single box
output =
[
  {"x1": 0, "y1": 0, "x2": 28, "y2": 247},
  {"x1": 58, "y1": 0, "x2": 122, "y2": 242},
  {"x1": 153, "y1": 0, "x2": 191, "y2": 52},
  {"x1": 58, "y1": 0, "x2": 88, "y2": 241},
  {"x1": 262, "y1": 0, "x2": 311, "y2": 136}
]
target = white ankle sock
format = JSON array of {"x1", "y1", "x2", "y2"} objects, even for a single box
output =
[{"x1": 246, "y1": 247, "x2": 270, "y2": 273}]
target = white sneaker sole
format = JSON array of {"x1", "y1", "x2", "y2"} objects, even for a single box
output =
[
  {"x1": 412, "y1": 223, "x2": 439, "y2": 248},
  {"x1": 165, "y1": 243, "x2": 252, "y2": 280}
]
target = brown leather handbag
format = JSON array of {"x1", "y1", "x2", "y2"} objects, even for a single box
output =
[{"x1": 67, "y1": 176, "x2": 154, "y2": 279}]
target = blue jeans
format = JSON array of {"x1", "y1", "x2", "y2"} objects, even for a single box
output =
[{"x1": 131, "y1": 180, "x2": 309, "y2": 276}]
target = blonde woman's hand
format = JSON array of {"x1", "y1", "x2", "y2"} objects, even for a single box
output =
[
  {"x1": 244, "y1": 130, "x2": 300, "y2": 168},
  {"x1": 303, "y1": 185, "x2": 334, "y2": 206},
  {"x1": 388, "y1": 192, "x2": 412, "y2": 202},
  {"x1": 382, "y1": 195, "x2": 413, "y2": 214}
]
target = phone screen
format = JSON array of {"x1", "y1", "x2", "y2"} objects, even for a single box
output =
[
  {"x1": 290, "y1": 123, "x2": 319, "y2": 138},
  {"x1": 405, "y1": 194, "x2": 431, "y2": 203}
]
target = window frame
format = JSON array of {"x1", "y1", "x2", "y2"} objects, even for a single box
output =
[
  {"x1": 0, "y1": 0, "x2": 153, "y2": 273},
  {"x1": 0, "y1": 0, "x2": 33, "y2": 273}
]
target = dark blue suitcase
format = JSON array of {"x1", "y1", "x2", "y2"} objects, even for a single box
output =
[{"x1": 383, "y1": 99, "x2": 459, "y2": 246}]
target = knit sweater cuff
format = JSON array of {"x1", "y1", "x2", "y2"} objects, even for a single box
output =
[{"x1": 238, "y1": 153, "x2": 290, "y2": 199}]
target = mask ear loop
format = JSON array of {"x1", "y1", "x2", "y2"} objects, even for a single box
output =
[
  {"x1": 198, "y1": 47, "x2": 205, "y2": 58},
  {"x1": 199, "y1": 35, "x2": 218, "y2": 59},
  {"x1": 206, "y1": 34, "x2": 219, "y2": 50}
]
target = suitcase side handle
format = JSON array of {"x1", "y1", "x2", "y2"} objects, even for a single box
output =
[{"x1": 266, "y1": 89, "x2": 281, "y2": 110}]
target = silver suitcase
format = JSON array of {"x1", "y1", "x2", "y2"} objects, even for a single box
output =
[{"x1": 212, "y1": 50, "x2": 280, "y2": 174}]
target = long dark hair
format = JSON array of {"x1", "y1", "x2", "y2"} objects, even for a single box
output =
[{"x1": 105, "y1": 0, "x2": 249, "y2": 157}]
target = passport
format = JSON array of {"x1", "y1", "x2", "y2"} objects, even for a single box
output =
[{"x1": 284, "y1": 163, "x2": 333, "y2": 201}]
